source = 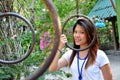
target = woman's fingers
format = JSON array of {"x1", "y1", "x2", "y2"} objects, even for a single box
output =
[
  {"x1": 58, "y1": 34, "x2": 67, "y2": 50},
  {"x1": 60, "y1": 34, "x2": 67, "y2": 44}
]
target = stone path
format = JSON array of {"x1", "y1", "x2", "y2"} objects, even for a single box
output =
[{"x1": 108, "y1": 55, "x2": 120, "y2": 80}]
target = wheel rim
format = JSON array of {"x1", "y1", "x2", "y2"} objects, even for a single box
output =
[
  {"x1": 26, "y1": 0, "x2": 61, "y2": 79},
  {"x1": 0, "y1": 12, "x2": 36, "y2": 64},
  {"x1": 62, "y1": 14, "x2": 96, "y2": 51}
]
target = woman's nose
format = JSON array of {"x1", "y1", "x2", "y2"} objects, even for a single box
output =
[{"x1": 75, "y1": 33, "x2": 80, "y2": 37}]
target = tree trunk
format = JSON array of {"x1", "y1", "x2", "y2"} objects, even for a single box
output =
[{"x1": 0, "y1": 0, "x2": 14, "y2": 59}]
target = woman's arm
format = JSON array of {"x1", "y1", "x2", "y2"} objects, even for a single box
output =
[
  {"x1": 48, "y1": 51, "x2": 68, "y2": 72},
  {"x1": 101, "y1": 64, "x2": 113, "y2": 80},
  {"x1": 48, "y1": 34, "x2": 68, "y2": 72}
]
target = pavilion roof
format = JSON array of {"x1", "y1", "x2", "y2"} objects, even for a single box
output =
[{"x1": 88, "y1": 0, "x2": 116, "y2": 19}]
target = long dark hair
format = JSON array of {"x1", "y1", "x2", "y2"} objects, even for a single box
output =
[{"x1": 69, "y1": 17, "x2": 99, "y2": 69}]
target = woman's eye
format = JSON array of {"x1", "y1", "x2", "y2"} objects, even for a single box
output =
[
  {"x1": 74, "y1": 31, "x2": 77, "y2": 33},
  {"x1": 80, "y1": 32, "x2": 84, "y2": 34},
  {"x1": 74, "y1": 31, "x2": 84, "y2": 34},
  {"x1": 78, "y1": 31, "x2": 84, "y2": 34}
]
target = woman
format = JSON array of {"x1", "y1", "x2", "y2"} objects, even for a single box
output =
[{"x1": 49, "y1": 17, "x2": 113, "y2": 80}]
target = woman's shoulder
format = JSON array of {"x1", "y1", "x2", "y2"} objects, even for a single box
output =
[
  {"x1": 97, "y1": 49, "x2": 105, "y2": 53},
  {"x1": 97, "y1": 49, "x2": 106, "y2": 56},
  {"x1": 63, "y1": 49, "x2": 73, "y2": 56},
  {"x1": 96, "y1": 49, "x2": 109, "y2": 61},
  {"x1": 61, "y1": 49, "x2": 73, "y2": 62},
  {"x1": 96, "y1": 49, "x2": 109, "y2": 67},
  {"x1": 66, "y1": 49, "x2": 73, "y2": 53}
]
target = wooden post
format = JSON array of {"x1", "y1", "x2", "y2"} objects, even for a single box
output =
[{"x1": 111, "y1": 19, "x2": 118, "y2": 50}]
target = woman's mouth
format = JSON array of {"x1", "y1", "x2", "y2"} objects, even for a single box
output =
[{"x1": 75, "y1": 39, "x2": 81, "y2": 43}]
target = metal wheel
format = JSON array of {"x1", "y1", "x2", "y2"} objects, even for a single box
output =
[
  {"x1": 26, "y1": 0, "x2": 61, "y2": 80},
  {"x1": 62, "y1": 14, "x2": 96, "y2": 51},
  {"x1": 0, "y1": 12, "x2": 36, "y2": 64}
]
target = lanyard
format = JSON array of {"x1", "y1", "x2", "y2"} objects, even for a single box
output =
[{"x1": 77, "y1": 52, "x2": 89, "y2": 80}]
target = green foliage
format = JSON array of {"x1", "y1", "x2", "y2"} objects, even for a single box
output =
[
  {"x1": 96, "y1": 21, "x2": 114, "y2": 50},
  {"x1": 0, "y1": 65, "x2": 20, "y2": 80},
  {"x1": 38, "y1": 70, "x2": 63, "y2": 80}
]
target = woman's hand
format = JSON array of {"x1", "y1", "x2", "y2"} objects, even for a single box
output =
[
  {"x1": 49, "y1": 34, "x2": 68, "y2": 72},
  {"x1": 58, "y1": 34, "x2": 67, "y2": 50}
]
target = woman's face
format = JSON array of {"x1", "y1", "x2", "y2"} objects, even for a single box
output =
[{"x1": 73, "y1": 24, "x2": 88, "y2": 48}]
